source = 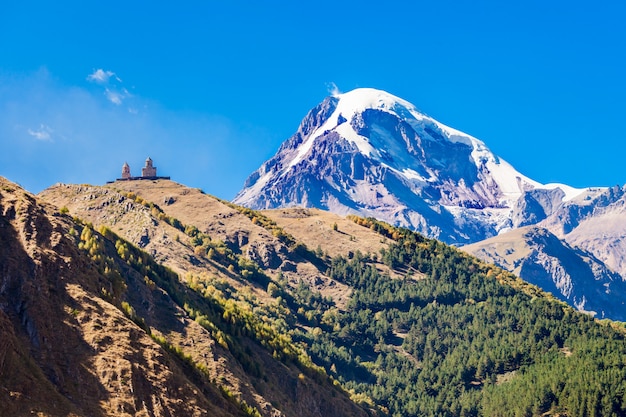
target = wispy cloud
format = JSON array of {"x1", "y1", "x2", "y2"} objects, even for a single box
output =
[
  {"x1": 27, "y1": 124, "x2": 53, "y2": 141},
  {"x1": 87, "y1": 69, "x2": 120, "y2": 84},
  {"x1": 105, "y1": 87, "x2": 131, "y2": 106},
  {"x1": 87, "y1": 69, "x2": 130, "y2": 105},
  {"x1": 327, "y1": 82, "x2": 341, "y2": 96}
]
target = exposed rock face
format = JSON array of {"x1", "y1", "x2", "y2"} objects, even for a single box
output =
[
  {"x1": 465, "y1": 226, "x2": 626, "y2": 320},
  {"x1": 540, "y1": 185, "x2": 626, "y2": 275},
  {"x1": 246, "y1": 241, "x2": 284, "y2": 269},
  {"x1": 511, "y1": 188, "x2": 567, "y2": 227}
]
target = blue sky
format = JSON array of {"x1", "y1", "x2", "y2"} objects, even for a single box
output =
[{"x1": 1, "y1": 1, "x2": 625, "y2": 198}]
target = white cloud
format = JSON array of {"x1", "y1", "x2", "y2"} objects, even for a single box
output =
[
  {"x1": 87, "y1": 69, "x2": 131, "y2": 105},
  {"x1": 27, "y1": 124, "x2": 53, "y2": 141},
  {"x1": 87, "y1": 69, "x2": 119, "y2": 84},
  {"x1": 105, "y1": 88, "x2": 123, "y2": 105},
  {"x1": 105, "y1": 87, "x2": 132, "y2": 106},
  {"x1": 327, "y1": 82, "x2": 341, "y2": 96}
]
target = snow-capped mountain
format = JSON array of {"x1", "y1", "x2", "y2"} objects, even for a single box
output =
[
  {"x1": 234, "y1": 88, "x2": 589, "y2": 245},
  {"x1": 233, "y1": 88, "x2": 626, "y2": 320}
]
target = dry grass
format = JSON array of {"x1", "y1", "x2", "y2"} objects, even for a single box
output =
[{"x1": 262, "y1": 208, "x2": 389, "y2": 258}]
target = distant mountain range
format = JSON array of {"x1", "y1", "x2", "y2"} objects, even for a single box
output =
[{"x1": 234, "y1": 88, "x2": 626, "y2": 320}]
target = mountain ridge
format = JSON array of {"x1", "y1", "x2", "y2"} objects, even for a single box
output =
[
  {"x1": 43, "y1": 177, "x2": 626, "y2": 416},
  {"x1": 0, "y1": 178, "x2": 246, "y2": 417}
]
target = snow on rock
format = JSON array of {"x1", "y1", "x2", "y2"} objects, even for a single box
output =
[{"x1": 233, "y1": 88, "x2": 598, "y2": 245}]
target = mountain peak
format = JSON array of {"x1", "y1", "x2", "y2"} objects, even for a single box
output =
[
  {"x1": 331, "y1": 87, "x2": 420, "y2": 115},
  {"x1": 234, "y1": 88, "x2": 588, "y2": 244}
]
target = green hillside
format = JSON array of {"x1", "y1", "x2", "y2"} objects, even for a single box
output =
[{"x1": 298, "y1": 217, "x2": 626, "y2": 416}]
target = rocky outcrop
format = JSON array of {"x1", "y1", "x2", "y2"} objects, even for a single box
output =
[{"x1": 511, "y1": 188, "x2": 566, "y2": 227}]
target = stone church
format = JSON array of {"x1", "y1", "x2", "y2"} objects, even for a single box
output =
[
  {"x1": 141, "y1": 157, "x2": 157, "y2": 178},
  {"x1": 116, "y1": 158, "x2": 170, "y2": 181}
]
